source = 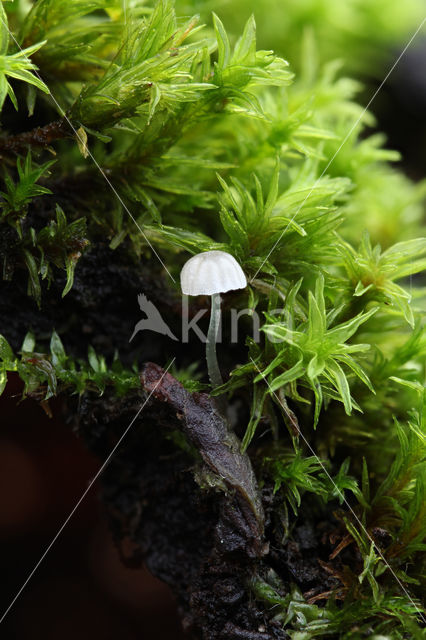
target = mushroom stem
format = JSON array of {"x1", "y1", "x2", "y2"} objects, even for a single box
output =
[{"x1": 206, "y1": 293, "x2": 223, "y2": 389}]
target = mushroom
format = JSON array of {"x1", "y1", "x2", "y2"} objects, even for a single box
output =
[{"x1": 180, "y1": 250, "x2": 247, "y2": 390}]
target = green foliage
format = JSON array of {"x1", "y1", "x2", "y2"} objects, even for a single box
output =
[
  {"x1": 18, "y1": 0, "x2": 121, "y2": 81},
  {"x1": 0, "y1": 2, "x2": 49, "y2": 110},
  {"x1": 263, "y1": 449, "x2": 361, "y2": 516},
  {"x1": 212, "y1": 12, "x2": 292, "y2": 94},
  {"x1": 53, "y1": 1, "x2": 291, "y2": 134},
  {"x1": 27, "y1": 204, "x2": 89, "y2": 302},
  {"x1": 0, "y1": 330, "x2": 140, "y2": 399},
  {"x1": 0, "y1": 152, "x2": 54, "y2": 229},
  {"x1": 251, "y1": 579, "x2": 425, "y2": 639},
  {"x1": 70, "y1": 2, "x2": 213, "y2": 128},
  {"x1": 216, "y1": 162, "x2": 350, "y2": 276},
  {"x1": 3, "y1": 198, "x2": 89, "y2": 306},
  {"x1": 0, "y1": 151, "x2": 89, "y2": 306},
  {"x1": 339, "y1": 233, "x2": 426, "y2": 327},
  {"x1": 259, "y1": 275, "x2": 377, "y2": 424},
  {"x1": 356, "y1": 407, "x2": 426, "y2": 563}
]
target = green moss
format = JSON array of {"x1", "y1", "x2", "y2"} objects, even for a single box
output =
[{"x1": 0, "y1": 0, "x2": 424, "y2": 635}]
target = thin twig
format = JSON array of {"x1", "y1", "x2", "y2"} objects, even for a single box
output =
[{"x1": 0, "y1": 119, "x2": 71, "y2": 153}]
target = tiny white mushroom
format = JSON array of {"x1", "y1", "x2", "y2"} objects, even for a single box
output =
[
  {"x1": 181, "y1": 250, "x2": 247, "y2": 296},
  {"x1": 180, "y1": 250, "x2": 247, "y2": 391}
]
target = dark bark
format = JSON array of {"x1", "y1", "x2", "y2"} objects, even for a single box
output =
[
  {"x1": 0, "y1": 119, "x2": 71, "y2": 153},
  {"x1": 75, "y1": 368, "x2": 285, "y2": 639}
]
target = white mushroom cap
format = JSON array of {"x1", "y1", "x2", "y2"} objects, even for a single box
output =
[{"x1": 180, "y1": 250, "x2": 247, "y2": 296}]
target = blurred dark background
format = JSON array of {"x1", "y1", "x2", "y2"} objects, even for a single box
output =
[
  {"x1": 0, "y1": 374, "x2": 185, "y2": 639},
  {"x1": 368, "y1": 38, "x2": 426, "y2": 181}
]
